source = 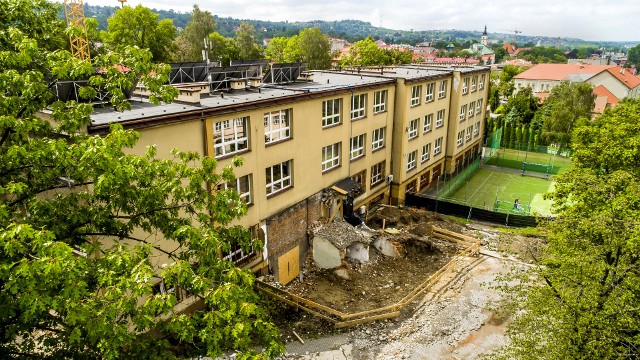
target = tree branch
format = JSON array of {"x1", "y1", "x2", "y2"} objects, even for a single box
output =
[{"x1": 77, "y1": 233, "x2": 179, "y2": 259}]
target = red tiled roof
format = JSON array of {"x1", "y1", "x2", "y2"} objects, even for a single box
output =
[
  {"x1": 605, "y1": 66, "x2": 640, "y2": 89},
  {"x1": 593, "y1": 85, "x2": 619, "y2": 106},
  {"x1": 514, "y1": 63, "x2": 615, "y2": 81}
]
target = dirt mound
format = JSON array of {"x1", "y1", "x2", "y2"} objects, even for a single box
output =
[{"x1": 367, "y1": 205, "x2": 465, "y2": 233}]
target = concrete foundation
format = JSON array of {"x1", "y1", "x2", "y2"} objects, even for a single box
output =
[{"x1": 313, "y1": 236, "x2": 342, "y2": 269}]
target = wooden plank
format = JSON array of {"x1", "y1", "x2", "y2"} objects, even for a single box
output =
[
  {"x1": 432, "y1": 226, "x2": 480, "y2": 244},
  {"x1": 256, "y1": 286, "x2": 337, "y2": 323},
  {"x1": 277, "y1": 246, "x2": 299, "y2": 285},
  {"x1": 256, "y1": 281, "x2": 347, "y2": 317},
  {"x1": 335, "y1": 311, "x2": 401, "y2": 328},
  {"x1": 339, "y1": 303, "x2": 401, "y2": 320},
  {"x1": 331, "y1": 186, "x2": 348, "y2": 195}
]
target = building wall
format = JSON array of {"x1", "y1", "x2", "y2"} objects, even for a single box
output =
[{"x1": 587, "y1": 72, "x2": 631, "y2": 100}]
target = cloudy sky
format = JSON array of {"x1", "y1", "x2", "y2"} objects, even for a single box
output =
[{"x1": 88, "y1": 0, "x2": 639, "y2": 42}]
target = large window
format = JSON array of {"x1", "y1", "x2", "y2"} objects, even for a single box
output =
[
  {"x1": 423, "y1": 114, "x2": 433, "y2": 133},
  {"x1": 218, "y1": 174, "x2": 252, "y2": 204},
  {"x1": 371, "y1": 161, "x2": 385, "y2": 187},
  {"x1": 422, "y1": 143, "x2": 431, "y2": 163},
  {"x1": 351, "y1": 93, "x2": 366, "y2": 120},
  {"x1": 468, "y1": 101, "x2": 475, "y2": 118},
  {"x1": 474, "y1": 121, "x2": 480, "y2": 137},
  {"x1": 438, "y1": 80, "x2": 448, "y2": 99},
  {"x1": 425, "y1": 82, "x2": 435, "y2": 102},
  {"x1": 436, "y1": 109, "x2": 445, "y2": 128},
  {"x1": 466, "y1": 126, "x2": 472, "y2": 141},
  {"x1": 322, "y1": 98, "x2": 341, "y2": 127},
  {"x1": 372, "y1": 127, "x2": 385, "y2": 151},
  {"x1": 410, "y1": 85, "x2": 421, "y2": 106},
  {"x1": 459, "y1": 105, "x2": 467, "y2": 121},
  {"x1": 407, "y1": 150, "x2": 417, "y2": 171},
  {"x1": 214, "y1": 117, "x2": 249, "y2": 158},
  {"x1": 457, "y1": 130, "x2": 464, "y2": 147},
  {"x1": 408, "y1": 118, "x2": 419, "y2": 139},
  {"x1": 266, "y1": 160, "x2": 292, "y2": 196},
  {"x1": 462, "y1": 77, "x2": 469, "y2": 95},
  {"x1": 373, "y1": 90, "x2": 387, "y2": 113},
  {"x1": 322, "y1": 142, "x2": 341, "y2": 172},
  {"x1": 476, "y1": 99, "x2": 483, "y2": 114},
  {"x1": 479, "y1": 74, "x2": 486, "y2": 90},
  {"x1": 264, "y1": 109, "x2": 291, "y2": 144},
  {"x1": 434, "y1": 137, "x2": 442, "y2": 155},
  {"x1": 471, "y1": 76, "x2": 477, "y2": 92},
  {"x1": 350, "y1": 134, "x2": 365, "y2": 160}
]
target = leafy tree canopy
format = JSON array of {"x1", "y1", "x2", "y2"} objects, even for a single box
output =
[
  {"x1": 503, "y1": 87, "x2": 539, "y2": 125},
  {"x1": 0, "y1": 0, "x2": 282, "y2": 358},
  {"x1": 172, "y1": 5, "x2": 217, "y2": 62},
  {"x1": 540, "y1": 81, "x2": 595, "y2": 148},
  {"x1": 341, "y1": 37, "x2": 412, "y2": 66},
  {"x1": 626, "y1": 44, "x2": 640, "y2": 69},
  {"x1": 265, "y1": 28, "x2": 332, "y2": 69},
  {"x1": 235, "y1": 22, "x2": 263, "y2": 60}
]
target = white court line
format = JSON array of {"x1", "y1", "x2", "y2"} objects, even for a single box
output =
[{"x1": 465, "y1": 171, "x2": 493, "y2": 205}]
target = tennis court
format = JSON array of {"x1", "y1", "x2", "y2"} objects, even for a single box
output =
[{"x1": 440, "y1": 168, "x2": 556, "y2": 217}]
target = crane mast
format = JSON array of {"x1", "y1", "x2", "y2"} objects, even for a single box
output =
[{"x1": 63, "y1": 0, "x2": 91, "y2": 60}]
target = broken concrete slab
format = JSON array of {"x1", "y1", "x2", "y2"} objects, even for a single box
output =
[
  {"x1": 346, "y1": 242, "x2": 369, "y2": 263},
  {"x1": 373, "y1": 237, "x2": 402, "y2": 258},
  {"x1": 313, "y1": 236, "x2": 342, "y2": 269},
  {"x1": 314, "y1": 220, "x2": 374, "y2": 249}
]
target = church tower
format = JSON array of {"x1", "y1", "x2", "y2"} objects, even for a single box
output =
[{"x1": 481, "y1": 25, "x2": 488, "y2": 46}]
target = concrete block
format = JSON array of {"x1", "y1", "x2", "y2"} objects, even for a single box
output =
[
  {"x1": 346, "y1": 242, "x2": 369, "y2": 263},
  {"x1": 313, "y1": 236, "x2": 342, "y2": 269},
  {"x1": 373, "y1": 237, "x2": 402, "y2": 258}
]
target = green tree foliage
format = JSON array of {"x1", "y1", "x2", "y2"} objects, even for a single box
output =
[
  {"x1": 102, "y1": 5, "x2": 177, "y2": 63},
  {"x1": 492, "y1": 100, "x2": 640, "y2": 359},
  {"x1": 0, "y1": 2, "x2": 282, "y2": 358},
  {"x1": 265, "y1": 36, "x2": 289, "y2": 63},
  {"x1": 519, "y1": 46, "x2": 568, "y2": 64},
  {"x1": 235, "y1": 22, "x2": 262, "y2": 60},
  {"x1": 172, "y1": 5, "x2": 217, "y2": 62},
  {"x1": 1, "y1": 0, "x2": 67, "y2": 51},
  {"x1": 341, "y1": 37, "x2": 412, "y2": 66},
  {"x1": 503, "y1": 87, "x2": 539, "y2": 125},
  {"x1": 626, "y1": 44, "x2": 640, "y2": 69},
  {"x1": 208, "y1": 32, "x2": 239, "y2": 66},
  {"x1": 296, "y1": 28, "x2": 331, "y2": 69},
  {"x1": 541, "y1": 82, "x2": 595, "y2": 148}
]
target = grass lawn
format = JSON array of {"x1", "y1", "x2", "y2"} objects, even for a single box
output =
[
  {"x1": 441, "y1": 168, "x2": 556, "y2": 217},
  {"x1": 485, "y1": 148, "x2": 572, "y2": 175}
]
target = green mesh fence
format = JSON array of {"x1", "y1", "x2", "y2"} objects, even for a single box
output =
[
  {"x1": 436, "y1": 158, "x2": 481, "y2": 199},
  {"x1": 484, "y1": 144, "x2": 572, "y2": 175},
  {"x1": 483, "y1": 127, "x2": 503, "y2": 159}
]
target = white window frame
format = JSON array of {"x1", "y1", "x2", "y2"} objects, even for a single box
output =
[
  {"x1": 474, "y1": 122, "x2": 480, "y2": 137},
  {"x1": 462, "y1": 77, "x2": 469, "y2": 95},
  {"x1": 219, "y1": 174, "x2": 252, "y2": 204},
  {"x1": 266, "y1": 160, "x2": 292, "y2": 196},
  {"x1": 264, "y1": 109, "x2": 291, "y2": 144},
  {"x1": 372, "y1": 127, "x2": 385, "y2": 151},
  {"x1": 466, "y1": 126, "x2": 472, "y2": 141},
  {"x1": 351, "y1": 93, "x2": 366, "y2": 120},
  {"x1": 322, "y1": 142, "x2": 341, "y2": 172},
  {"x1": 438, "y1": 80, "x2": 447, "y2": 99},
  {"x1": 434, "y1": 137, "x2": 442, "y2": 155},
  {"x1": 350, "y1": 134, "x2": 365, "y2": 160},
  {"x1": 373, "y1": 90, "x2": 387, "y2": 114},
  {"x1": 371, "y1": 161, "x2": 385, "y2": 186},
  {"x1": 410, "y1": 85, "x2": 421, "y2": 106},
  {"x1": 423, "y1": 114, "x2": 433, "y2": 133},
  {"x1": 468, "y1": 101, "x2": 475, "y2": 118},
  {"x1": 436, "y1": 109, "x2": 445, "y2": 128},
  {"x1": 459, "y1": 105, "x2": 467, "y2": 121},
  {"x1": 421, "y1": 143, "x2": 431, "y2": 163},
  {"x1": 322, "y1": 98, "x2": 341, "y2": 128},
  {"x1": 477, "y1": 99, "x2": 483, "y2": 114},
  {"x1": 471, "y1": 76, "x2": 477, "y2": 92},
  {"x1": 406, "y1": 150, "x2": 417, "y2": 171},
  {"x1": 408, "y1": 118, "x2": 419, "y2": 139},
  {"x1": 457, "y1": 131, "x2": 464, "y2": 147},
  {"x1": 425, "y1": 82, "x2": 434, "y2": 102},
  {"x1": 479, "y1": 74, "x2": 486, "y2": 90},
  {"x1": 214, "y1": 117, "x2": 249, "y2": 158}
]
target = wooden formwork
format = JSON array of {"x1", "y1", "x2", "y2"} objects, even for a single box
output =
[{"x1": 256, "y1": 226, "x2": 482, "y2": 328}]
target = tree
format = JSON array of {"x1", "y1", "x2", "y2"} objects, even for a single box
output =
[
  {"x1": 102, "y1": 5, "x2": 177, "y2": 63},
  {"x1": 492, "y1": 100, "x2": 640, "y2": 359},
  {"x1": 265, "y1": 36, "x2": 289, "y2": 63},
  {"x1": 1, "y1": 1, "x2": 282, "y2": 358},
  {"x1": 208, "y1": 32, "x2": 239, "y2": 66},
  {"x1": 235, "y1": 22, "x2": 262, "y2": 60},
  {"x1": 540, "y1": 82, "x2": 595, "y2": 149},
  {"x1": 503, "y1": 87, "x2": 538, "y2": 125},
  {"x1": 172, "y1": 5, "x2": 217, "y2": 62},
  {"x1": 342, "y1": 37, "x2": 387, "y2": 66},
  {"x1": 626, "y1": 44, "x2": 640, "y2": 69},
  {"x1": 297, "y1": 28, "x2": 331, "y2": 69}
]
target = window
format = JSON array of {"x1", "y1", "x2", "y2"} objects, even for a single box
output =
[
  {"x1": 218, "y1": 174, "x2": 252, "y2": 204},
  {"x1": 322, "y1": 142, "x2": 341, "y2": 172},
  {"x1": 214, "y1": 117, "x2": 249, "y2": 158},
  {"x1": 425, "y1": 82, "x2": 435, "y2": 102},
  {"x1": 436, "y1": 109, "x2": 445, "y2": 128},
  {"x1": 479, "y1": 74, "x2": 486, "y2": 89},
  {"x1": 410, "y1": 85, "x2": 421, "y2": 106},
  {"x1": 459, "y1": 105, "x2": 467, "y2": 121},
  {"x1": 223, "y1": 242, "x2": 256, "y2": 265},
  {"x1": 419, "y1": 171, "x2": 430, "y2": 190},
  {"x1": 423, "y1": 114, "x2": 433, "y2": 133},
  {"x1": 476, "y1": 99, "x2": 483, "y2": 114},
  {"x1": 266, "y1": 160, "x2": 292, "y2": 196},
  {"x1": 322, "y1": 98, "x2": 341, "y2": 127},
  {"x1": 466, "y1": 126, "x2": 472, "y2": 141},
  {"x1": 350, "y1": 134, "x2": 365, "y2": 160},
  {"x1": 462, "y1": 77, "x2": 469, "y2": 95},
  {"x1": 351, "y1": 170, "x2": 366, "y2": 192},
  {"x1": 468, "y1": 101, "x2": 475, "y2": 117},
  {"x1": 371, "y1": 161, "x2": 385, "y2": 187},
  {"x1": 471, "y1": 76, "x2": 477, "y2": 92},
  {"x1": 351, "y1": 93, "x2": 366, "y2": 120},
  {"x1": 264, "y1": 109, "x2": 291, "y2": 144},
  {"x1": 457, "y1": 130, "x2": 464, "y2": 147},
  {"x1": 438, "y1": 80, "x2": 448, "y2": 99},
  {"x1": 474, "y1": 122, "x2": 480, "y2": 137},
  {"x1": 373, "y1": 90, "x2": 387, "y2": 113},
  {"x1": 372, "y1": 127, "x2": 385, "y2": 151},
  {"x1": 434, "y1": 137, "x2": 442, "y2": 155},
  {"x1": 407, "y1": 150, "x2": 417, "y2": 171},
  {"x1": 421, "y1": 143, "x2": 431, "y2": 163},
  {"x1": 406, "y1": 179, "x2": 417, "y2": 194},
  {"x1": 408, "y1": 118, "x2": 419, "y2": 139}
]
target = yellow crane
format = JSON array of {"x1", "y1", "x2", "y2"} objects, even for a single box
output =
[{"x1": 63, "y1": 0, "x2": 91, "y2": 60}]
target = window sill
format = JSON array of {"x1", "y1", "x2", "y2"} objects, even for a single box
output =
[
  {"x1": 372, "y1": 146, "x2": 385, "y2": 154},
  {"x1": 408, "y1": 136, "x2": 419, "y2": 142},
  {"x1": 436, "y1": 124, "x2": 444, "y2": 129},
  {"x1": 351, "y1": 116, "x2": 366, "y2": 121},
  {"x1": 350, "y1": 154, "x2": 365, "y2": 162},
  {"x1": 322, "y1": 122, "x2": 342, "y2": 130},
  {"x1": 425, "y1": 99, "x2": 434, "y2": 104},
  {"x1": 266, "y1": 185, "x2": 293, "y2": 199},
  {"x1": 406, "y1": 167, "x2": 417, "y2": 173},
  {"x1": 215, "y1": 148, "x2": 250, "y2": 161},
  {"x1": 423, "y1": 130, "x2": 432, "y2": 134},
  {"x1": 373, "y1": 109, "x2": 387, "y2": 115},
  {"x1": 370, "y1": 180, "x2": 385, "y2": 189},
  {"x1": 265, "y1": 138, "x2": 292, "y2": 148},
  {"x1": 410, "y1": 103, "x2": 420, "y2": 108},
  {"x1": 322, "y1": 164, "x2": 342, "y2": 174}
]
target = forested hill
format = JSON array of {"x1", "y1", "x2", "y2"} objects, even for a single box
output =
[{"x1": 80, "y1": 3, "x2": 625, "y2": 48}]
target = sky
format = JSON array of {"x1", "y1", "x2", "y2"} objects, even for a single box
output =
[{"x1": 88, "y1": 0, "x2": 639, "y2": 42}]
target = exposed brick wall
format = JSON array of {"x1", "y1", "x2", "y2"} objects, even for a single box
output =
[{"x1": 266, "y1": 191, "x2": 322, "y2": 280}]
